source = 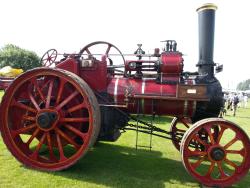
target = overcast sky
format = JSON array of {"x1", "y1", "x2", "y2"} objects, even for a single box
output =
[{"x1": 1, "y1": 0, "x2": 249, "y2": 89}]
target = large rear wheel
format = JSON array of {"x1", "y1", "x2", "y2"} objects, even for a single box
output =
[{"x1": 0, "y1": 68, "x2": 100, "y2": 171}]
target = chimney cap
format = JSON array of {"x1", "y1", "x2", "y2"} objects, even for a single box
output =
[{"x1": 196, "y1": 3, "x2": 217, "y2": 12}]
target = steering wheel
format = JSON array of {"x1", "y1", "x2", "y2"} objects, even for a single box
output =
[
  {"x1": 40, "y1": 49, "x2": 58, "y2": 67},
  {"x1": 79, "y1": 41, "x2": 125, "y2": 65}
]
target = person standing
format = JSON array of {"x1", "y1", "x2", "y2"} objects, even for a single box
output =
[
  {"x1": 232, "y1": 93, "x2": 239, "y2": 116},
  {"x1": 238, "y1": 92, "x2": 244, "y2": 108},
  {"x1": 243, "y1": 94, "x2": 248, "y2": 108}
]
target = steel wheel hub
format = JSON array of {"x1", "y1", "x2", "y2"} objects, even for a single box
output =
[
  {"x1": 37, "y1": 111, "x2": 58, "y2": 130},
  {"x1": 209, "y1": 147, "x2": 225, "y2": 161}
]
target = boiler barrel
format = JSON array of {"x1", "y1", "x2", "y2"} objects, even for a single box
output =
[{"x1": 107, "y1": 78, "x2": 196, "y2": 117}]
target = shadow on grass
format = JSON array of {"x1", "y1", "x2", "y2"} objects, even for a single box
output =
[{"x1": 42, "y1": 142, "x2": 196, "y2": 188}]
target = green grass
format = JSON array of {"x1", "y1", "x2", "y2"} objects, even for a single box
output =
[{"x1": 0, "y1": 90, "x2": 249, "y2": 188}]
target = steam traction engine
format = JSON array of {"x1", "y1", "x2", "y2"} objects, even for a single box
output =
[{"x1": 0, "y1": 4, "x2": 249, "y2": 187}]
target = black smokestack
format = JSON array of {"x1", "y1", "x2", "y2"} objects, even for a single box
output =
[{"x1": 196, "y1": 3, "x2": 217, "y2": 78}]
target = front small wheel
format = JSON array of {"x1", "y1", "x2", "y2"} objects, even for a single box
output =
[
  {"x1": 180, "y1": 118, "x2": 250, "y2": 187},
  {"x1": 170, "y1": 117, "x2": 192, "y2": 151}
]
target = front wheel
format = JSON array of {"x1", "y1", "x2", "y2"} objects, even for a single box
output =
[{"x1": 180, "y1": 118, "x2": 250, "y2": 187}]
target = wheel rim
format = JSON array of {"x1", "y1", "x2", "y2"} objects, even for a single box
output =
[
  {"x1": 170, "y1": 117, "x2": 191, "y2": 151},
  {"x1": 0, "y1": 68, "x2": 100, "y2": 171},
  {"x1": 180, "y1": 118, "x2": 250, "y2": 187}
]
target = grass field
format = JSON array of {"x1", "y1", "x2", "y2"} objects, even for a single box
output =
[{"x1": 0, "y1": 90, "x2": 249, "y2": 188}]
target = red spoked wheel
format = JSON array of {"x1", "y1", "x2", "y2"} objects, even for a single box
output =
[
  {"x1": 170, "y1": 117, "x2": 192, "y2": 151},
  {"x1": 40, "y1": 49, "x2": 58, "y2": 67},
  {"x1": 0, "y1": 68, "x2": 100, "y2": 171},
  {"x1": 180, "y1": 118, "x2": 250, "y2": 187}
]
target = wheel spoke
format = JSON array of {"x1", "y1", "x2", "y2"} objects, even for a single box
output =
[
  {"x1": 224, "y1": 158, "x2": 238, "y2": 169},
  {"x1": 56, "y1": 133, "x2": 67, "y2": 161},
  {"x1": 60, "y1": 117, "x2": 89, "y2": 123},
  {"x1": 205, "y1": 162, "x2": 215, "y2": 177},
  {"x1": 46, "y1": 132, "x2": 57, "y2": 162},
  {"x1": 105, "y1": 44, "x2": 111, "y2": 55},
  {"x1": 186, "y1": 149, "x2": 207, "y2": 157},
  {"x1": 41, "y1": 79, "x2": 52, "y2": 90},
  {"x1": 204, "y1": 126, "x2": 215, "y2": 144},
  {"x1": 31, "y1": 78, "x2": 45, "y2": 101},
  {"x1": 55, "y1": 128, "x2": 80, "y2": 149},
  {"x1": 64, "y1": 124, "x2": 88, "y2": 140},
  {"x1": 216, "y1": 126, "x2": 227, "y2": 144},
  {"x1": 30, "y1": 133, "x2": 46, "y2": 160},
  {"x1": 22, "y1": 115, "x2": 36, "y2": 122},
  {"x1": 56, "y1": 90, "x2": 79, "y2": 110},
  {"x1": 46, "y1": 80, "x2": 54, "y2": 108},
  {"x1": 66, "y1": 102, "x2": 86, "y2": 114},
  {"x1": 224, "y1": 137, "x2": 238, "y2": 149},
  {"x1": 26, "y1": 128, "x2": 40, "y2": 145},
  {"x1": 56, "y1": 79, "x2": 66, "y2": 105},
  {"x1": 85, "y1": 48, "x2": 91, "y2": 54},
  {"x1": 217, "y1": 162, "x2": 228, "y2": 179},
  {"x1": 226, "y1": 149, "x2": 245, "y2": 157},
  {"x1": 11, "y1": 99, "x2": 37, "y2": 113},
  {"x1": 11, "y1": 124, "x2": 36, "y2": 137},
  {"x1": 191, "y1": 157, "x2": 205, "y2": 170},
  {"x1": 29, "y1": 92, "x2": 40, "y2": 110}
]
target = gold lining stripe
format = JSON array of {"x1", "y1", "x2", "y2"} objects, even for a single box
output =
[
  {"x1": 141, "y1": 79, "x2": 145, "y2": 114},
  {"x1": 196, "y1": 3, "x2": 217, "y2": 12},
  {"x1": 114, "y1": 78, "x2": 119, "y2": 104}
]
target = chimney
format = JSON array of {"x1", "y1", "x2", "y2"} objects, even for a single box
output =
[{"x1": 196, "y1": 3, "x2": 217, "y2": 78}]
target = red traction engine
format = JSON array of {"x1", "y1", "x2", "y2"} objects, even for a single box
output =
[{"x1": 0, "y1": 4, "x2": 249, "y2": 187}]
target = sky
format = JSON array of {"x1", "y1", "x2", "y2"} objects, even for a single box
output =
[{"x1": 0, "y1": 0, "x2": 250, "y2": 89}]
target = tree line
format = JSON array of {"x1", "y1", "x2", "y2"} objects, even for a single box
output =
[
  {"x1": 0, "y1": 44, "x2": 41, "y2": 71},
  {"x1": 237, "y1": 79, "x2": 250, "y2": 91}
]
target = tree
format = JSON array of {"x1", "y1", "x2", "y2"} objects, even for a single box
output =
[
  {"x1": 0, "y1": 44, "x2": 41, "y2": 71},
  {"x1": 237, "y1": 79, "x2": 250, "y2": 91}
]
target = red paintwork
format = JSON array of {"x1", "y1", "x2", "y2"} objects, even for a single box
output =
[
  {"x1": 79, "y1": 58, "x2": 108, "y2": 92},
  {"x1": 56, "y1": 58, "x2": 79, "y2": 75},
  {"x1": 54, "y1": 54, "x2": 195, "y2": 117},
  {"x1": 160, "y1": 52, "x2": 183, "y2": 74},
  {"x1": 107, "y1": 77, "x2": 196, "y2": 117}
]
